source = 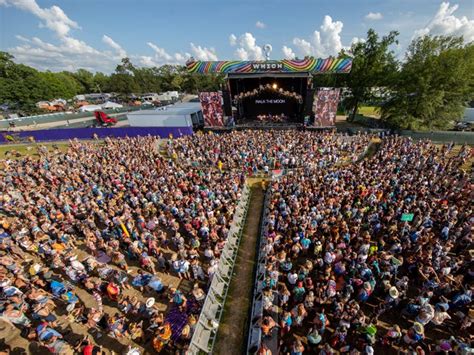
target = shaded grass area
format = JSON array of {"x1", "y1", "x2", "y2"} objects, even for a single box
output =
[
  {"x1": 358, "y1": 105, "x2": 380, "y2": 117},
  {"x1": 214, "y1": 181, "x2": 265, "y2": 355}
]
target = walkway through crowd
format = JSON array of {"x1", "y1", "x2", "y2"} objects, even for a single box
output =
[{"x1": 214, "y1": 179, "x2": 266, "y2": 354}]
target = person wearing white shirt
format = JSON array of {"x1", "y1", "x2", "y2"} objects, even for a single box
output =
[{"x1": 287, "y1": 271, "x2": 298, "y2": 285}]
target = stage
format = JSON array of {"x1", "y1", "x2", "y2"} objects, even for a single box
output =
[
  {"x1": 227, "y1": 72, "x2": 310, "y2": 124},
  {"x1": 202, "y1": 123, "x2": 336, "y2": 132},
  {"x1": 187, "y1": 57, "x2": 353, "y2": 129}
]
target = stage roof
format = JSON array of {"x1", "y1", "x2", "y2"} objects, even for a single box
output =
[
  {"x1": 226, "y1": 72, "x2": 311, "y2": 79},
  {"x1": 186, "y1": 57, "x2": 352, "y2": 74}
]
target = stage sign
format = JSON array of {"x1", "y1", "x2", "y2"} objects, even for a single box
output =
[
  {"x1": 186, "y1": 57, "x2": 352, "y2": 74},
  {"x1": 312, "y1": 88, "x2": 340, "y2": 127},
  {"x1": 199, "y1": 92, "x2": 225, "y2": 127},
  {"x1": 255, "y1": 99, "x2": 286, "y2": 104}
]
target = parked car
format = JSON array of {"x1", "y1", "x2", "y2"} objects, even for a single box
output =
[{"x1": 453, "y1": 121, "x2": 473, "y2": 131}]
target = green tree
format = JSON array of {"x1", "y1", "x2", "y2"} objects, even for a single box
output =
[
  {"x1": 108, "y1": 58, "x2": 140, "y2": 95},
  {"x1": 70, "y1": 69, "x2": 95, "y2": 93},
  {"x1": 381, "y1": 36, "x2": 474, "y2": 130},
  {"x1": 133, "y1": 67, "x2": 162, "y2": 93},
  {"x1": 37, "y1": 71, "x2": 81, "y2": 99},
  {"x1": 93, "y1": 72, "x2": 110, "y2": 93},
  {"x1": 0, "y1": 52, "x2": 47, "y2": 111},
  {"x1": 344, "y1": 29, "x2": 399, "y2": 121}
]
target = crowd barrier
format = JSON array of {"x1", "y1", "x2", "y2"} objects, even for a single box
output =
[
  {"x1": 0, "y1": 107, "x2": 139, "y2": 129},
  {"x1": 398, "y1": 130, "x2": 474, "y2": 145},
  {"x1": 246, "y1": 189, "x2": 270, "y2": 354},
  {"x1": 188, "y1": 184, "x2": 251, "y2": 354},
  {"x1": 0, "y1": 126, "x2": 193, "y2": 143}
]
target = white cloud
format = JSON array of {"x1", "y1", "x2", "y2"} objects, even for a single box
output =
[
  {"x1": 229, "y1": 34, "x2": 237, "y2": 46},
  {"x1": 3, "y1": 0, "x2": 79, "y2": 37},
  {"x1": 292, "y1": 15, "x2": 351, "y2": 58},
  {"x1": 293, "y1": 38, "x2": 312, "y2": 56},
  {"x1": 1, "y1": 0, "x2": 115, "y2": 72},
  {"x1": 102, "y1": 35, "x2": 127, "y2": 58},
  {"x1": 414, "y1": 2, "x2": 474, "y2": 42},
  {"x1": 256, "y1": 21, "x2": 266, "y2": 29},
  {"x1": 174, "y1": 52, "x2": 191, "y2": 63},
  {"x1": 139, "y1": 43, "x2": 192, "y2": 67},
  {"x1": 1, "y1": 0, "x2": 215, "y2": 72},
  {"x1": 234, "y1": 32, "x2": 264, "y2": 60},
  {"x1": 282, "y1": 45, "x2": 296, "y2": 59},
  {"x1": 138, "y1": 56, "x2": 156, "y2": 67},
  {"x1": 147, "y1": 42, "x2": 173, "y2": 61},
  {"x1": 15, "y1": 34, "x2": 30, "y2": 42},
  {"x1": 365, "y1": 12, "x2": 383, "y2": 21},
  {"x1": 190, "y1": 43, "x2": 218, "y2": 61},
  {"x1": 350, "y1": 37, "x2": 365, "y2": 45}
]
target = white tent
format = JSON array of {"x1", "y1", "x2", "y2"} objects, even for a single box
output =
[
  {"x1": 79, "y1": 105, "x2": 102, "y2": 112},
  {"x1": 102, "y1": 101, "x2": 123, "y2": 109}
]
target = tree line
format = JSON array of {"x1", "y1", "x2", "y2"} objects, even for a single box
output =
[
  {"x1": 0, "y1": 29, "x2": 473, "y2": 130},
  {"x1": 0, "y1": 53, "x2": 224, "y2": 114}
]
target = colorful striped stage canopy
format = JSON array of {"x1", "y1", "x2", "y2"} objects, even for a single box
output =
[{"x1": 186, "y1": 57, "x2": 352, "y2": 74}]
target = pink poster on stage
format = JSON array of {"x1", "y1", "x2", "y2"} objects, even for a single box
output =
[
  {"x1": 312, "y1": 88, "x2": 340, "y2": 127},
  {"x1": 199, "y1": 92, "x2": 225, "y2": 127}
]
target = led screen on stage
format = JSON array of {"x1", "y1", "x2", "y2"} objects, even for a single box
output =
[
  {"x1": 312, "y1": 88, "x2": 340, "y2": 127},
  {"x1": 199, "y1": 92, "x2": 224, "y2": 127},
  {"x1": 241, "y1": 91, "x2": 299, "y2": 121}
]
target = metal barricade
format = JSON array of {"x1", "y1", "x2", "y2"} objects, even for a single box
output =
[
  {"x1": 246, "y1": 189, "x2": 270, "y2": 354},
  {"x1": 188, "y1": 184, "x2": 251, "y2": 354}
]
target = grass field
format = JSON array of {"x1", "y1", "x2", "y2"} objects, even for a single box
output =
[
  {"x1": 357, "y1": 105, "x2": 380, "y2": 117},
  {"x1": 0, "y1": 141, "x2": 71, "y2": 159}
]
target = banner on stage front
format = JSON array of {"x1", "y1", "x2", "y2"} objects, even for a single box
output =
[
  {"x1": 312, "y1": 88, "x2": 340, "y2": 127},
  {"x1": 199, "y1": 92, "x2": 225, "y2": 127}
]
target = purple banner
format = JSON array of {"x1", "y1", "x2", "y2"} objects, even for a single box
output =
[{"x1": 0, "y1": 126, "x2": 193, "y2": 144}]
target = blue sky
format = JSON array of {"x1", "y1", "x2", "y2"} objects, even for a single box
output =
[{"x1": 0, "y1": 0, "x2": 473, "y2": 72}]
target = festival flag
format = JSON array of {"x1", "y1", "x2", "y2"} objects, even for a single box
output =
[{"x1": 120, "y1": 222, "x2": 130, "y2": 238}]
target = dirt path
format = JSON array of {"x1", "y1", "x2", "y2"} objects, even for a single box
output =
[{"x1": 213, "y1": 181, "x2": 265, "y2": 355}]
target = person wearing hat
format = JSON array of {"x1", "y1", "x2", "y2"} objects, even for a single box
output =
[
  {"x1": 431, "y1": 303, "x2": 451, "y2": 326},
  {"x1": 307, "y1": 326, "x2": 322, "y2": 346},
  {"x1": 403, "y1": 322, "x2": 425, "y2": 345},
  {"x1": 145, "y1": 297, "x2": 155, "y2": 309},
  {"x1": 416, "y1": 303, "x2": 434, "y2": 325}
]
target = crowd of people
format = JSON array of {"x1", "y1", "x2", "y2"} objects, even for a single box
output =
[
  {"x1": 0, "y1": 136, "x2": 244, "y2": 353},
  {"x1": 168, "y1": 130, "x2": 371, "y2": 173},
  {"x1": 256, "y1": 114, "x2": 288, "y2": 123},
  {"x1": 258, "y1": 137, "x2": 472, "y2": 354},
  {"x1": 0, "y1": 130, "x2": 471, "y2": 354}
]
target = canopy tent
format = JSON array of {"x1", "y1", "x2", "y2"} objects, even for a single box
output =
[{"x1": 102, "y1": 101, "x2": 123, "y2": 109}]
